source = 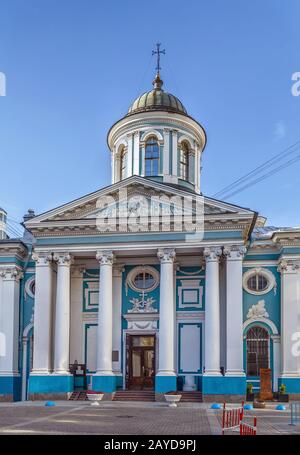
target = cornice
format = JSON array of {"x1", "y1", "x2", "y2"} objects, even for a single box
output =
[
  {"x1": 107, "y1": 111, "x2": 206, "y2": 151},
  {"x1": 0, "y1": 241, "x2": 28, "y2": 260}
]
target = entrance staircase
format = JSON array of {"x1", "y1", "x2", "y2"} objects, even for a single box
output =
[
  {"x1": 179, "y1": 391, "x2": 202, "y2": 402},
  {"x1": 69, "y1": 390, "x2": 203, "y2": 402},
  {"x1": 69, "y1": 391, "x2": 88, "y2": 401},
  {"x1": 113, "y1": 390, "x2": 155, "y2": 402}
]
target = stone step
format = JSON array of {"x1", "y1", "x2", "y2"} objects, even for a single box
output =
[{"x1": 113, "y1": 390, "x2": 155, "y2": 402}]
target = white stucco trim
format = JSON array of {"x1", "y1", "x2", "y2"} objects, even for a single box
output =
[
  {"x1": 243, "y1": 267, "x2": 276, "y2": 295},
  {"x1": 177, "y1": 134, "x2": 193, "y2": 148},
  {"x1": 140, "y1": 129, "x2": 164, "y2": 143},
  {"x1": 126, "y1": 265, "x2": 159, "y2": 294},
  {"x1": 243, "y1": 317, "x2": 279, "y2": 335}
]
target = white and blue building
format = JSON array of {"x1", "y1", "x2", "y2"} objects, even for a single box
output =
[{"x1": 1, "y1": 71, "x2": 300, "y2": 402}]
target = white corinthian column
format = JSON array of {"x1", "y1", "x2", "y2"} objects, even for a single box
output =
[
  {"x1": 31, "y1": 252, "x2": 53, "y2": 375},
  {"x1": 95, "y1": 250, "x2": 114, "y2": 376},
  {"x1": 203, "y1": 246, "x2": 222, "y2": 376},
  {"x1": 53, "y1": 253, "x2": 72, "y2": 374},
  {"x1": 157, "y1": 248, "x2": 176, "y2": 379},
  {"x1": 223, "y1": 245, "x2": 246, "y2": 376},
  {"x1": 0, "y1": 267, "x2": 23, "y2": 378}
]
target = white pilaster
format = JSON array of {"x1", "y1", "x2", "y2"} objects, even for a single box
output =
[
  {"x1": 278, "y1": 259, "x2": 300, "y2": 377},
  {"x1": 126, "y1": 133, "x2": 133, "y2": 178},
  {"x1": 95, "y1": 250, "x2": 114, "y2": 376},
  {"x1": 31, "y1": 253, "x2": 53, "y2": 375},
  {"x1": 163, "y1": 128, "x2": 170, "y2": 177},
  {"x1": 224, "y1": 245, "x2": 246, "y2": 377},
  {"x1": 272, "y1": 335, "x2": 281, "y2": 392},
  {"x1": 157, "y1": 248, "x2": 176, "y2": 377},
  {"x1": 133, "y1": 130, "x2": 140, "y2": 175},
  {"x1": 53, "y1": 253, "x2": 72, "y2": 375},
  {"x1": 70, "y1": 266, "x2": 84, "y2": 363},
  {"x1": 203, "y1": 246, "x2": 222, "y2": 376},
  {"x1": 112, "y1": 265, "x2": 123, "y2": 376},
  {"x1": 172, "y1": 130, "x2": 178, "y2": 177},
  {"x1": 0, "y1": 267, "x2": 22, "y2": 376},
  {"x1": 111, "y1": 146, "x2": 116, "y2": 184}
]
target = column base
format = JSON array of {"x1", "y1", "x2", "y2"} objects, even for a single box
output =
[
  {"x1": 155, "y1": 375, "x2": 177, "y2": 394},
  {"x1": 202, "y1": 375, "x2": 246, "y2": 401},
  {"x1": 0, "y1": 375, "x2": 21, "y2": 401},
  {"x1": 279, "y1": 376, "x2": 300, "y2": 395},
  {"x1": 28, "y1": 374, "x2": 73, "y2": 400},
  {"x1": 92, "y1": 374, "x2": 116, "y2": 393}
]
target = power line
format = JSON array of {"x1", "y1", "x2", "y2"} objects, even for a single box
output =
[
  {"x1": 213, "y1": 139, "x2": 300, "y2": 199},
  {"x1": 222, "y1": 151, "x2": 300, "y2": 200},
  {"x1": 6, "y1": 221, "x2": 22, "y2": 238}
]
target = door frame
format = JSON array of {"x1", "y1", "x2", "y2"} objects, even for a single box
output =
[{"x1": 122, "y1": 330, "x2": 158, "y2": 390}]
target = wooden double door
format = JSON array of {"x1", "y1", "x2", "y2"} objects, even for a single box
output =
[{"x1": 126, "y1": 335, "x2": 155, "y2": 390}]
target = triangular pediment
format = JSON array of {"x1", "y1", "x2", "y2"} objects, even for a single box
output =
[{"x1": 25, "y1": 176, "x2": 256, "y2": 238}]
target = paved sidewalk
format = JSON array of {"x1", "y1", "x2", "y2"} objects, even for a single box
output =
[{"x1": 0, "y1": 401, "x2": 298, "y2": 435}]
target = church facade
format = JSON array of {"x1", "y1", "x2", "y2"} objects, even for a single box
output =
[{"x1": 1, "y1": 68, "x2": 300, "y2": 402}]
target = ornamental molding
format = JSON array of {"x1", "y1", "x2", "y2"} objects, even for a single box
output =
[
  {"x1": 32, "y1": 252, "x2": 53, "y2": 265},
  {"x1": 243, "y1": 267, "x2": 277, "y2": 295},
  {"x1": 24, "y1": 276, "x2": 35, "y2": 299},
  {"x1": 28, "y1": 221, "x2": 252, "y2": 237},
  {"x1": 278, "y1": 259, "x2": 300, "y2": 273},
  {"x1": 246, "y1": 299, "x2": 269, "y2": 319},
  {"x1": 107, "y1": 112, "x2": 206, "y2": 149},
  {"x1": 223, "y1": 245, "x2": 247, "y2": 259},
  {"x1": 243, "y1": 315, "x2": 279, "y2": 336},
  {"x1": 0, "y1": 242, "x2": 27, "y2": 259},
  {"x1": 203, "y1": 246, "x2": 222, "y2": 262},
  {"x1": 96, "y1": 250, "x2": 114, "y2": 266},
  {"x1": 53, "y1": 252, "x2": 73, "y2": 266},
  {"x1": 176, "y1": 311, "x2": 205, "y2": 321},
  {"x1": 140, "y1": 129, "x2": 164, "y2": 143},
  {"x1": 0, "y1": 266, "x2": 23, "y2": 281},
  {"x1": 157, "y1": 248, "x2": 176, "y2": 263},
  {"x1": 126, "y1": 265, "x2": 159, "y2": 294},
  {"x1": 128, "y1": 296, "x2": 157, "y2": 313}
]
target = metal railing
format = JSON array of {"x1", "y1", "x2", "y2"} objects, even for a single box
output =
[{"x1": 290, "y1": 402, "x2": 300, "y2": 426}]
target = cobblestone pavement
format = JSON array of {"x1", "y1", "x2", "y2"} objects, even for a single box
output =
[
  {"x1": 0, "y1": 402, "x2": 212, "y2": 435},
  {"x1": 0, "y1": 401, "x2": 299, "y2": 435}
]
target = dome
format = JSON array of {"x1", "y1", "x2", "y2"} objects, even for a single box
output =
[{"x1": 127, "y1": 73, "x2": 187, "y2": 116}]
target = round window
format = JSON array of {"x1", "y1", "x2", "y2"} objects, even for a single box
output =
[
  {"x1": 133, "y1": 272, "x2": 155, "y2": 290},
  {"x1": 25, "y1": 277, "x2": 36, "y2": 299},
  {"x1": 127, "y1": 266, "x2": 159, "y2": 293},
  {"x1": 243, "y1": 268, "x2": 276, "y2": 295},
  {"x1": 247, "y1": 274, "x2": 268, "y2": 292}
]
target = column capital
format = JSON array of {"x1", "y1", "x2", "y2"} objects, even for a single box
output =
[
  {"x1": 32, "y1": 251, "x2": 53, "y2": 265},
  {"x1": 204, "y1": 246, "x2": 222, "y2": 262},
  {"x1": 0, "y1": 266, "x2": 23, "y2": 281},
  {"x1": 71, "y1": 266, "x2": 85, "y2": 278},
  {"x1": 53, "y1": 252, "x2": 73, "y2": 266},
  {"x1": 223, "y1": 245, "x2": 247, "y2": 260},
  {"x1": 278, "y1": 258, "x2": 300, "y2": 274},
  {"x1": 96, "y1": 250, "x2": 114, "y2": 266},
  {"x1": 157, "y1": 248, "x2": 176, "y2": 263}
]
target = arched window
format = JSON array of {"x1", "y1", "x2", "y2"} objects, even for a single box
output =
[
  {"x1": 145, "y1": 137, "x2": 159, "y2": 176},
  {"x1": 246, "y1": 326, "x2": 269, "y2": 376},
  {"x1": 120, "y1": 147, "x2": 127, "y2": 180},
  {"x1": 179, "y1": 142, "x2": 189, "y2": 180}
]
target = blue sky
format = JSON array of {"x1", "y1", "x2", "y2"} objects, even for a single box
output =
[{"x1": 0, "y1": 0, "x2": 299, "y2": 229}]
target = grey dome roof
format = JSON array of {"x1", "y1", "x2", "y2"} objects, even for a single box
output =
[{"x1": 127, "y1": 74, "x2": 187, "y2": 116}]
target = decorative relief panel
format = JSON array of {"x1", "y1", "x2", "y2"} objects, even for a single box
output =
[{"x1": 178, "y1": 279, "x2": 203, "y2": 310}]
